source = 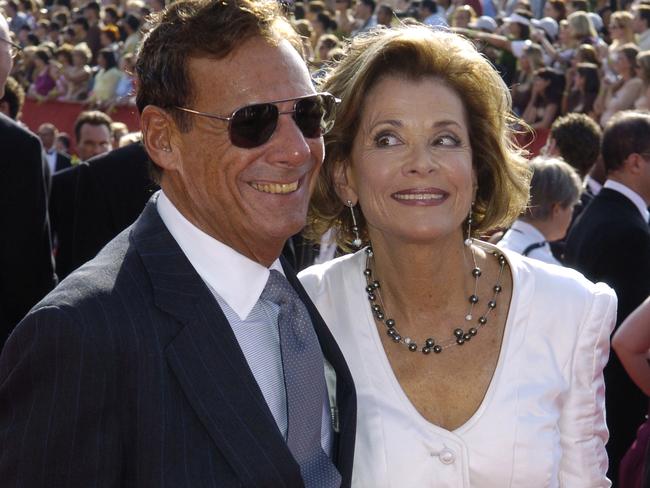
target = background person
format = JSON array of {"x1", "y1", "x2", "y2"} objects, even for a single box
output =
[
  {"x1": 565, "y1": 61, "x2": 600, "y2": 116},
  {"x1": 49, "y1": 109, "x2": 112, "y2": 279},
  {"x1": 0, "y1": 12, "x2": 55, "y2": 349},
  {"x1": 565, "y1": 110, "x2": 650, "y2": 484},
  {"x1": 522, "y1": 67, "x2": 565, "y2": 130},
  {"x1": 300, "y1": 26, "x2": 614, "y2": 487},
  {"x1": 612, "y1": 296, "x2": 650, "y2": 488},
  {"x1": 37, "y1": 122, "x2": 71, "y2": 174},
  {"x1": 544, "y1": 112, "x2": 603, "y2": 263},
  {"x1": 596, "y1": 43, "x2": 643, "y2": 127},
  {"x1": 497, "y1": 157, "x2": 582, "y2": 265},
  {"x1": 635, "y1": 50, "x2": 650, "y2": 110}
]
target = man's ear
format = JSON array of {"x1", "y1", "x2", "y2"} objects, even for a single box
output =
[
  {"x1": 0, "y1": 100, "x2": 10, "y2": 118},
  {"x1": 333, "y1": 160, "x2": 359, "y2": 205},
  {"x1": 626, "y1": 153, "x2": 647, "y2": 176},
  {"x1": 140, "y1": 105, "x2": 179, "y2": 171}
]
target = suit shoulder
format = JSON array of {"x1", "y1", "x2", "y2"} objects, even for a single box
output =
[
  {"x1": 39, "y1": 228, "x2": 144, "y2": 312},
  {"x1": 0, "y1": 114, "x2": 38, "y2": 143},
  {"x1": 88, "y1": 142, "x2": 147, "y2": 166}
]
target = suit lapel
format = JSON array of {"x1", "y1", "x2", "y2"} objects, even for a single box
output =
[{"x1": 131, "y1": 200, "x2": 302, "y2": 487}]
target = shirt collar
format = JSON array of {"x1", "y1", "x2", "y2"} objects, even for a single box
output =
[
  {"x1": 510, "y1": 220, "x2": 547, "y2": 242},
  {"x1": 156, "y1": 191, "x2": 284, "y2": 320},
  {"x1": 604, "y1": 179, "x2": 650, "y2": 222},
  {"x1": 584, "y1": 175, "x2": 602, "y2": 195}
]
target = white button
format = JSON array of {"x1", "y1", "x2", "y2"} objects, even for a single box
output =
[{"x1": 439, "y1": 448, "x2": 455, "y2": 465}]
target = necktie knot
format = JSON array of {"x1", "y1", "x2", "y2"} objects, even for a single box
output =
[{"x1": 261, "y1": 269, "x2": 297, "y2": 306}]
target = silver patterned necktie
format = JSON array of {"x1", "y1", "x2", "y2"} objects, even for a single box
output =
[{"x1": 260, "y1": 270, "x2": 342, "y2": 488}]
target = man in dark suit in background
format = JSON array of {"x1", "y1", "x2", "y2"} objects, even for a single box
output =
[
  {"x1": 565, "y1": 110, "x2": 650, "y2": 485},
  {"x1": 0, "y1": 1, "x2": 356, "y2": 486},
  {"x1": 0, "y1": 14, "x2": 56, "y2": 349},
  {"x1": 49, "y1": 110, "x2": 114, "y2": 278},
  {"x1": 37, "y1": 123, "x2": 72, "y2": 175}
]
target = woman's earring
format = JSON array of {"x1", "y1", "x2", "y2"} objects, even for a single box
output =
[
  {"x1": 346, "y1": 200, "x2": 363, "y2": 248},
  {"x1": 465, "y1": 202, "x2": 475, "y2": 247}
]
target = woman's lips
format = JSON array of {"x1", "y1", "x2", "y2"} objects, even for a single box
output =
[{"x1": 391, "y1": 188, "x2": 449, "y2": 204}]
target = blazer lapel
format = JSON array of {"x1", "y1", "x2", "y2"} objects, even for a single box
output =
[{"x1": 131, "y1": 200, "x2": 302, "y2": 487}]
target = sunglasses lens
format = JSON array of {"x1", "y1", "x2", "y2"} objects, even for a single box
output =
[
  {"x1": 228, "y1": 94, "x2": 338, "y2": 148},
  {"x1": 230, "y1": 103, "x2": 278, "y2": 148},
  {"x1": 294, "y1": 94, "x2": 337, "y2": 139}
]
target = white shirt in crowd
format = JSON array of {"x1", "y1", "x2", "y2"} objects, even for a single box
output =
[
  {"x1": 497, "y1": 219, "x2": 561, "y2": 266},
  {"x1": 44, "y1": 148, "x2": 57, "y2": 175}
]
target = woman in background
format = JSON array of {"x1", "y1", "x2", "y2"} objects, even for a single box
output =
[
  {"x1": 497, "y1": 157, "x2": 582, "y2": 265},
  {"x1": 522, "y1": 67, "x2": 565, "y2": 130},
  {"x1": 300, "y1": 26, "x2": 615, "y2": 487},
  {"x1": 27, "y1": 48, "x2": 56, "y2": 99},
  {"x1": 605, "y1": 11, "x2": 636, "y2": 79},
  {"x1": 635, "y1": 50, "x2": 650, "y2": 111},
  {"x1": 87, "y1": 48, "x2": 121, "y2": 109},
  {"x1": 63, "y1": 43, "x2": 92, "y2": 101},
  {"x1": 511, "y1": 42, "x2": 544, "y2": 116},
  {"x1": 565, "y1": 62, "x2": 600, "y2": 116},
  {"x1": 597, "y1": 43, "x2": 643, "y2": 127}
]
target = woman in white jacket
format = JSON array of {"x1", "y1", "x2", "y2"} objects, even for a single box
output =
[{"x1": 299, "y1": 26, "x2": 616, "y2": 487}]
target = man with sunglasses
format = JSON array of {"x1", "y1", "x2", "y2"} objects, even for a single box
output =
[
  {"x1": 0, "y1": 12, "x2": 56, "y2": 351},
  {"x1": 0, "y1": 1, "x2": 356, "y2": 487}
]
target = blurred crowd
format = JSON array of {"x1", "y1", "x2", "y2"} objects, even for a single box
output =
[
  {"x1": 1, "y1": 0, "x2": 142, "y2": 114},
  {"x1": 0, "y1": 0, "x2": 648, "y2": 161}
]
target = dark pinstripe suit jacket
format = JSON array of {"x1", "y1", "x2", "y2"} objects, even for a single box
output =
[
  {"x1": 0, "y1": 199, "x2": 357, "y2": 488},
  {"x1": 564, "y1": 187, "x2": 650, "y2": 483}
]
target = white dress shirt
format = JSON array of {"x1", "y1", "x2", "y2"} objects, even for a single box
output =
[
  {"x1": 299, "y1": 245, "x2": 616, "y2": 487},
  {"x1": 604, "y1": 179, "x2": 650, "y2": 223},
  {"x1": 44, "y1": 148, "x2": 57, "y2": 174},
  {"x1": 156, "y1": 191, "x2": 333, "y2": 453},
  {"x1": 497, "y1": 219, "x2": 561, "y2": 266},
  {"x1": 585, "y1": 175, "x2": 602, "y2": 196}
]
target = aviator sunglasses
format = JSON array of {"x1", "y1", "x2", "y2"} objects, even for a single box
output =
[{"x1": 175, "y1": 92, "x2": 340, "y2": 149}]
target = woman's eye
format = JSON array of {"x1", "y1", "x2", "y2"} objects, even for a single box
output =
[
  {"x1": 434, "y1": 135, "x2": 461, "y2": 147},
  {"x1": 375, "y1": 133, "x2": 401, "y2": 147}
]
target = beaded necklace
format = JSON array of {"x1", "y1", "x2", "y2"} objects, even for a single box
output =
[{"x1": 362, "y1": 245, "x2": 507, "y2": 355}]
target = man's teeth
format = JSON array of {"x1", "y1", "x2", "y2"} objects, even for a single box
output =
[
  {"x1": 250, "y1": 181, "x2": 299, "y2": 194},
  {"x1": 394, "y1": 193, "x2": 444, "y2": 200}
]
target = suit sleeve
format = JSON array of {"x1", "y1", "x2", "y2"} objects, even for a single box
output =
[
  {"x1": 0, "y1": 127, "x2": 56, "y2": 346},
  {"x1": 606, "y1": 226, "x2": 650, "y2": 326},
  {"x1": 0, "y1": 306, "x2": 122, "y2": 487},
  {"x1": 558, "y1": 282, "x2": 617, "y2": 488}
]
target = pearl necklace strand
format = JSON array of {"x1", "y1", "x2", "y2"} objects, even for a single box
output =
[{"x1": 362, "y1": 244, "x2": 506, "y2": 355}]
